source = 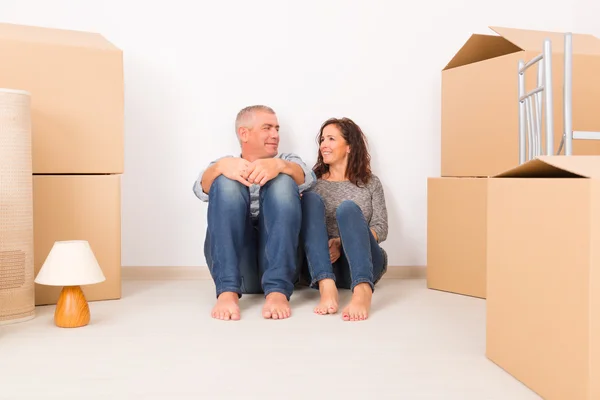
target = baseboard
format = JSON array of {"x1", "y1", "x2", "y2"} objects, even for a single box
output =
[{"x1": 121, "y1": 265, "x2": 426, "y2": 281}]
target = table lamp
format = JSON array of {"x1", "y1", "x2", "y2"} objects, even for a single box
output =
[{"x1": 34, "y1": 240, "x2": 105, "y2": 328}]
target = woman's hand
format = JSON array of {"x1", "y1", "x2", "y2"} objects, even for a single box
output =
[
  {"x1": 328, "y1": 237, "x2": 342, "y2": 263},
  {"x1": 370, "y1": 228, "x2": 378, "y2": 242}
]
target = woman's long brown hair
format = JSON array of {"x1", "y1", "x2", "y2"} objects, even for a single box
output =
[{"x1": 313, "y1": 117, "x2": 372, "y2": 187}]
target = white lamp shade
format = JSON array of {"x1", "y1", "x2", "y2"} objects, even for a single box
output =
[{"x1": 35, "y1": 240, "x2": 106, "y2": 286}]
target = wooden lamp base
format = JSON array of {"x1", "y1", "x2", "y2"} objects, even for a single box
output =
[{"x1": 54, "y1": 286, "x2": 90, "y2": 328}]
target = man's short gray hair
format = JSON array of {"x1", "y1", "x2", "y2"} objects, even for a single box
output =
[{"x1": 235, "y1": 105, "x2": 276, "y2": 133}]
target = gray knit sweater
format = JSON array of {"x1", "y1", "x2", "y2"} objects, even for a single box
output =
[{"x1": 310, "y1": 174, "x2": 388, "y2": 243}]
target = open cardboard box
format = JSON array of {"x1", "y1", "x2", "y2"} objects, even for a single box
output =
[
  {"x1": 442, "y1": 26, "x2": 600, "y2": 177},
  {"x1": 486, "y1": 155, "x2": 600, "y2": 400}
]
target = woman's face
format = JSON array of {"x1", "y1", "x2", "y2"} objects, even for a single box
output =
[{"x1": 320, "y1": 124, "x2": 350, "y2": 165}]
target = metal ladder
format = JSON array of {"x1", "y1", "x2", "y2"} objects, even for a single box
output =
[{"x1": 518, "y1": 32, "x2": 600, "y2": 164}]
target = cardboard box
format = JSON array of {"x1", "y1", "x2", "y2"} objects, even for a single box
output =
[
  {"x1": 486, "y1": 155, "x2": 600, "y2": 400},
  {"x1": 427, "y1": 177, "x2": 487, "y2": 298},
  {"x1": 442, "y1": 26, "x2": 600, "y2": 177},
  {"x1": 33, "y1": 175, "x2": 121, "y2": 305},
  {"x1": 0, "y1": 23, "x2": 124, "y2": 174}
]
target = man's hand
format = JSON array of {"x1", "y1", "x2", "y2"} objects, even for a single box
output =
[
  {"x1": 328, "y1": 237, "x2": 341, "y2": 263},
  {"x1": 246, "y1": 158, "x2": 285, "y2": 186},
  {"x1": 218, "y1": 157, "x2": 253, "y2": 187},
  {"x1": 201, "y1": 158, "x2": 252, "y2": 194}
]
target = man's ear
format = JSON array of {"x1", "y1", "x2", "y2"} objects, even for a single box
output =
[{"x1": 238, "y1": 127, "x2": 249, "y2": 143}]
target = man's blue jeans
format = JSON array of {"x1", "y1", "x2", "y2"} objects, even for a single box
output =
[
  {"x1": 204, "y1": 174, "x2": 302, "y2": 300},
  {"x1": 300, "y1": 191, "x2": 387, "y2": 291}
]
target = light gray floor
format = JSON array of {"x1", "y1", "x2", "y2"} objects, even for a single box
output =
[{"x1": 0, "y1": 278, "x2": 541, "y2": 399}]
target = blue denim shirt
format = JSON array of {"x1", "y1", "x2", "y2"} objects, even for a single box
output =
[{"x1": 193, "y1": 153, "x2": 316, "y2": 219}]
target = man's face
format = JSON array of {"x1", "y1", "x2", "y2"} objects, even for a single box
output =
[{"x1": 241, "y1": 111, "x2": 280, "y2": 158}]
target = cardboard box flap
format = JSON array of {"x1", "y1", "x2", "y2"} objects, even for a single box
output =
[
  {"x1": 443, "y1": 34, "x2": 522, "y2": 70},
  {"x1": 0, "y1": 22, "x2": 119, "y2": 51},
  {"x1": 494, "y1": 156, "x2": 600, "y2": 179},
  {"x1": 490, "y1": 26, "x2": 600, "y2": 56}
]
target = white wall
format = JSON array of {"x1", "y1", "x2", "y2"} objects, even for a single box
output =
[
  {"x1": 574, "y1": 0, "x2": 600, "y2": 37},
  {"x1": 0, "y1": 0, "x2": 590, "y2": 268}
]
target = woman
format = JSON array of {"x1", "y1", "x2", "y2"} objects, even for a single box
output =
[{"x1": 300, "y1": 117, "x2": 388, "y2": 321}]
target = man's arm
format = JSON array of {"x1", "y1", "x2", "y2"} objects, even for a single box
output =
[
  {"x1": 279, "y1": 153, "x2": 317, "y2": 193},
  {"x1": 192, "y1": 156, "x2": 233, "y2": 202},
  {"x1": 200, "y1": 162, "x2": 222, "y2": 195},
  {"x1": 246, "y1": 153, "x2": 316, "y2": 189},
  {"x1": 278, "y1": 159, "x2": 305, "y2": 186}
]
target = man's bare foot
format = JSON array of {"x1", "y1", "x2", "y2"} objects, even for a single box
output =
[
  {"x1": 262, "y1": 292, "x2": 291, "y2": 320},
  {"x1": 342, "y1": 283, "x2": 372, "y2": 321},
  {"x1": 314, "y1": 278, "x2": 338, "y2": 315},
  {"x1": 211, "y1": 292, "x2": 241, "y2": 321}
]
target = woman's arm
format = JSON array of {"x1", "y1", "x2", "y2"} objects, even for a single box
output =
[{"x1": 369, "y1": 175, "x2": 388, "y2": 243}]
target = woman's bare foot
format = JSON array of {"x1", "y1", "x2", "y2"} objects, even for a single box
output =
[
  {"x1": 314, "y1": 278, "x2": 338, "y2": 315},
  {"x1": 262, "y1": 292, "x2": 291, "y2": 320},
  {"x1": 211, "y1": 292, "x2": 241, "y2": 321},
  {"x1": 342, "y1": 283, "x2": 372, "y2": 321}
]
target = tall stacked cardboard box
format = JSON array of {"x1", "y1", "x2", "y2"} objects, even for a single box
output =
[
  {"x1": 428, "y1": 25, "x2": 600, "y2": 398},
  {"x1": 427, "y1": 26, "x2": 600, "y2": 299},
  {"x1": 0, "y1": 23, "x2": 124, "y2": 305}
]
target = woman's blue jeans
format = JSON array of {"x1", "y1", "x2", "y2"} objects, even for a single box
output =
[{"x1": 299, "y1": 191, "x2": 387, "y2": 291}]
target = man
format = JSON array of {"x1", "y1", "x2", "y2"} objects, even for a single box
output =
[{"x1": 193, "y1": 105, "x2": 316, "y2": 321}]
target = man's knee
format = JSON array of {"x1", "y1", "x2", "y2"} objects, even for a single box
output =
[
  {"x1": 209, "y1": 175, "x2": 248, "y2": 202},
  {"x1": 335, "y1": 200, "x2": 362, "y2": 220},
  {"x1": 261, "y1": 175, "x2": 301, "y2": 224},
  {"x1": 301, "y1": 191, "x2": 325, "y2": 214},
  {"x1": 301, "y1": 191, "x2": 323, "y2": 205},
  {"x1": 262, "y1": 174, "x2": 299, "y2": 202}
]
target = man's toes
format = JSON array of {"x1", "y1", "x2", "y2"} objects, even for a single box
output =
[
  {"x1": 263, "y1": 309, "x2": 272, "y2": 319},
  {"x1": 231, "y1": 311, "x2": 241, "y2": 321}
]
